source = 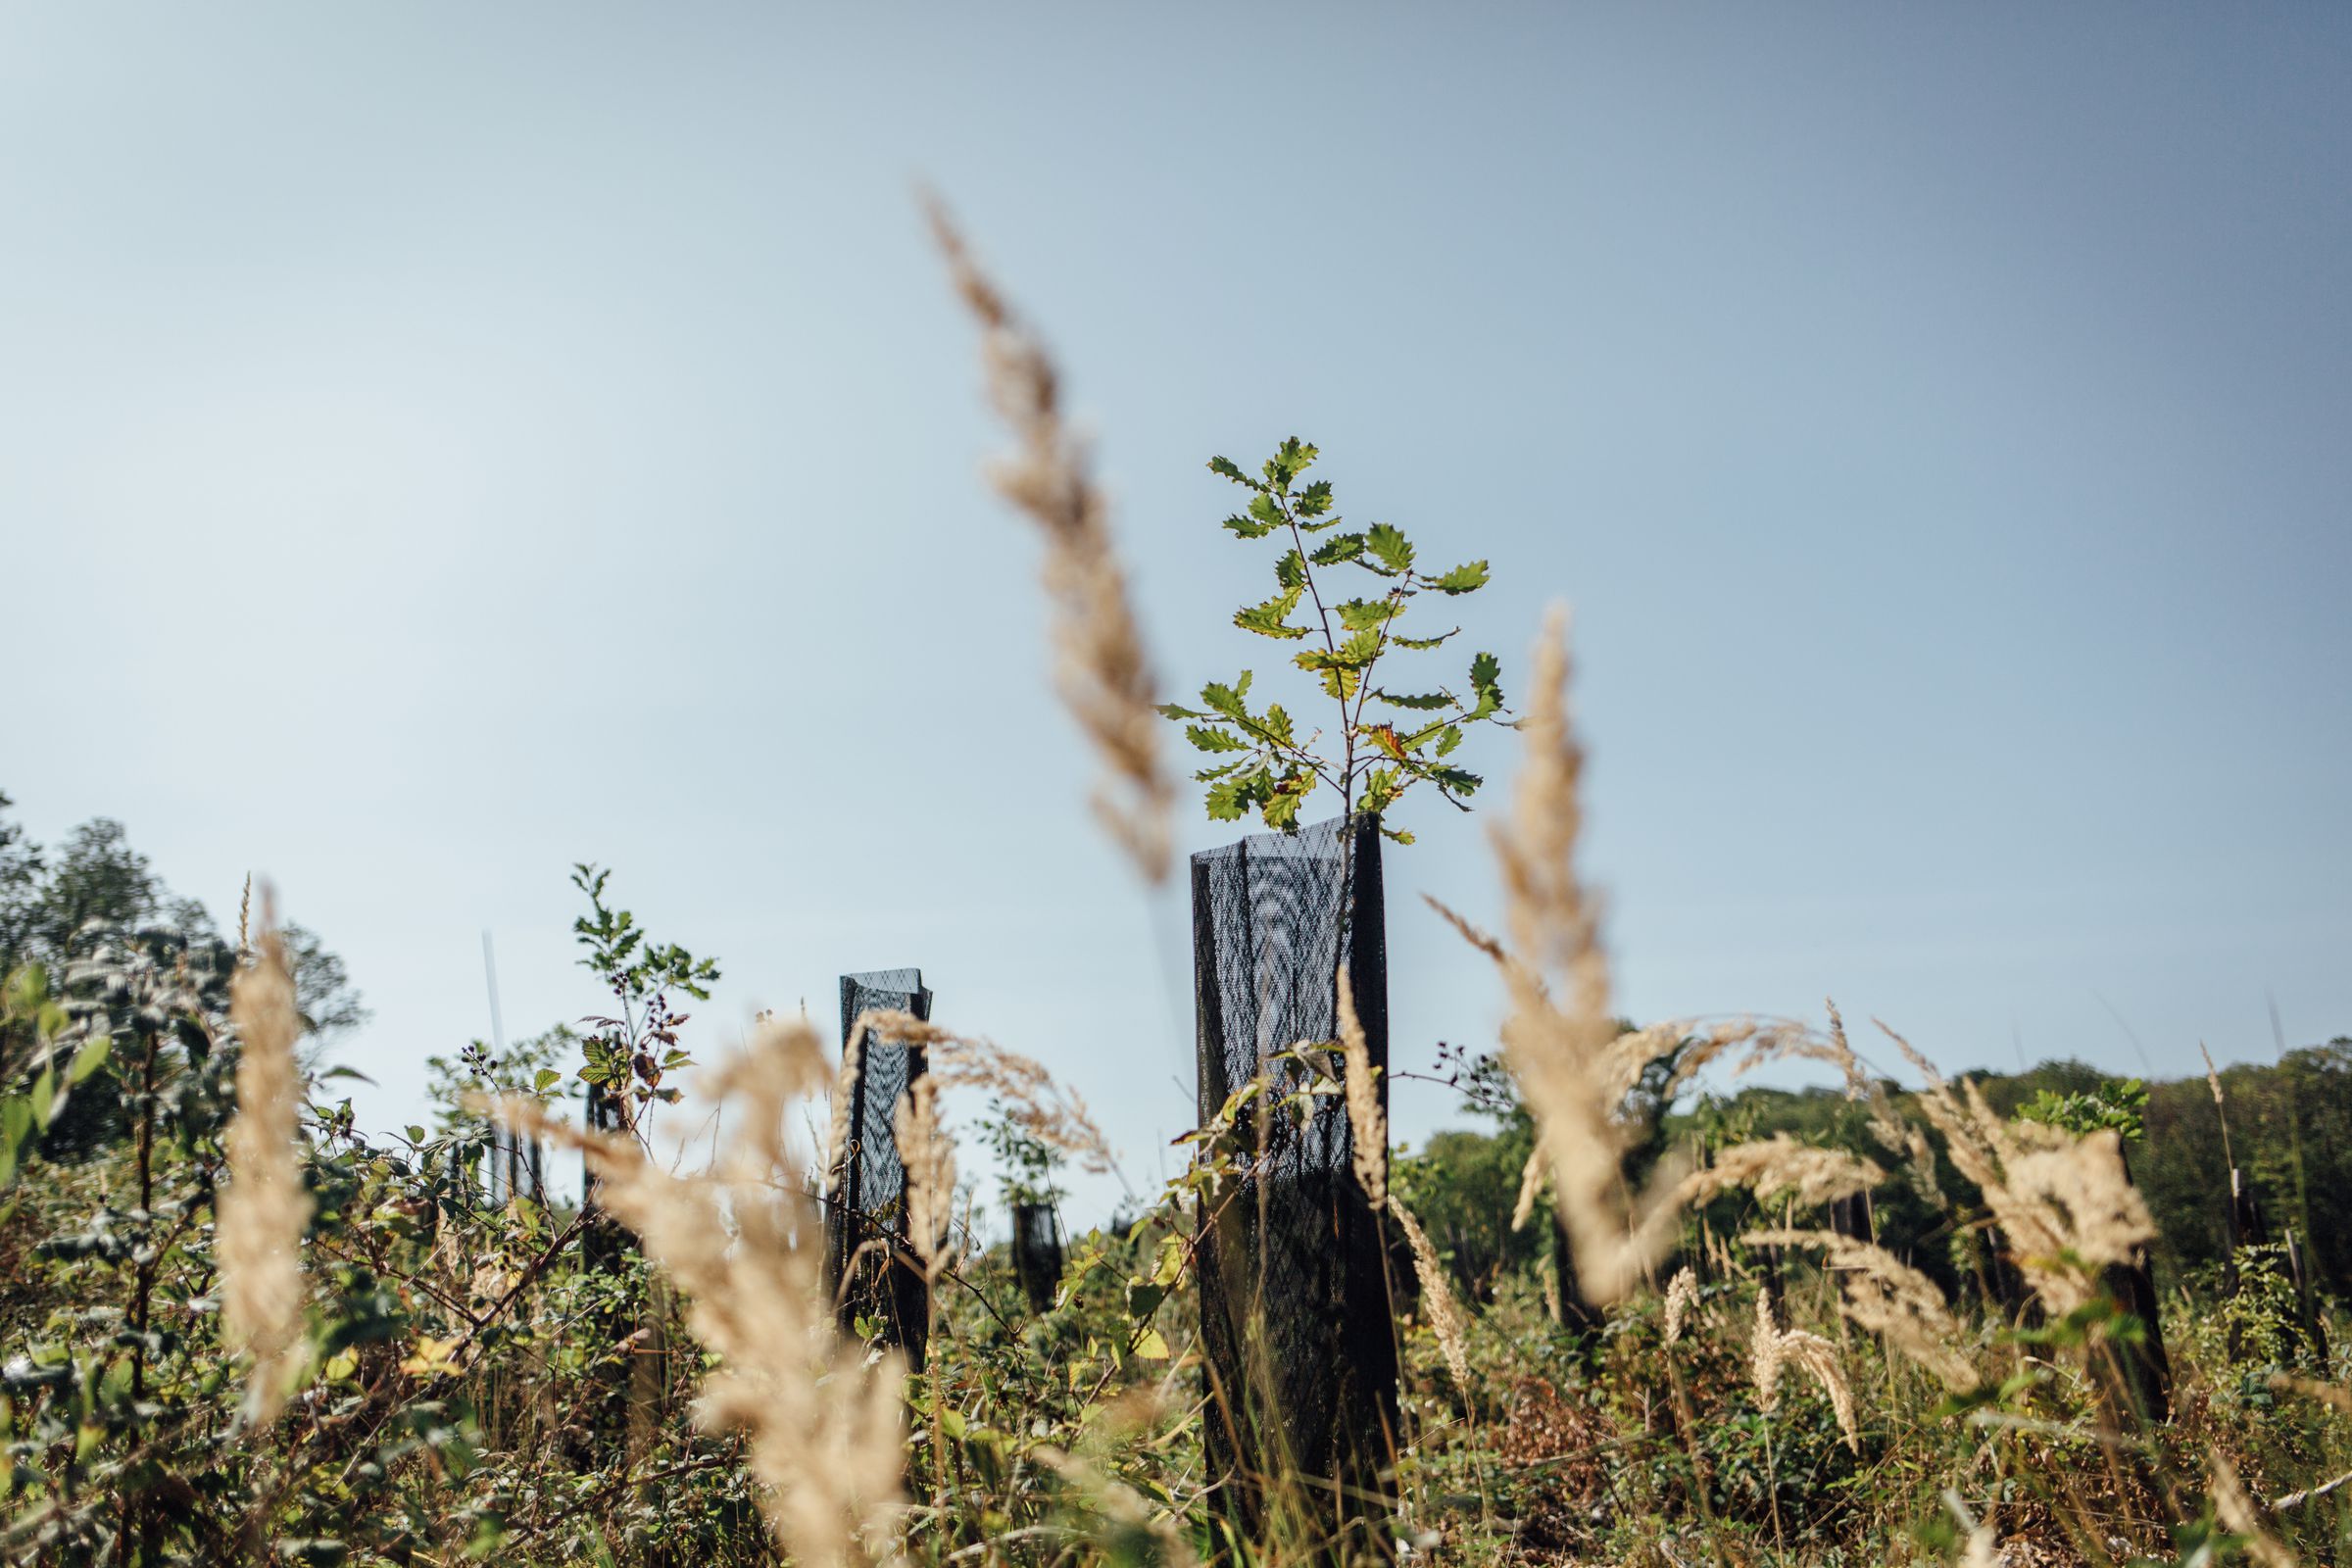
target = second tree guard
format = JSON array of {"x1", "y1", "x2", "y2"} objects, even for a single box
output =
[{"x1": 825, "y1": 967, "x2": 936, "y2": 1371}]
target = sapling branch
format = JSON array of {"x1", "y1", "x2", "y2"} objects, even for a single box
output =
[{"x1": 1168, "y1": 439, "x2": 1508, "y2": 839}]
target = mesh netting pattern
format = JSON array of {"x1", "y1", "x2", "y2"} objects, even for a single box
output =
[
  {"x1": 1010, "y1": 1200, "x2": 1065, "y2": 1316},
  {"x1": 825, "y1": 968, "x2": 936, "y2": 1370},
  {"x1": 1192, "y1": 814, "x2": 1396, "y2": 1548}
]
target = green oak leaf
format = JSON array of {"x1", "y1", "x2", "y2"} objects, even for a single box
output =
[
  {"x1": 1295, "y1": 630, "x2": 1379, "y2": 675},
  {"x1": 1234, "y1": 585, "x2": 1308, "y2": 639},
  {"x1": 1263, "y1": 437, "x2": 1317, "y2": 490},
  {"x1": 1336, "y1": 597, "x2": 1402, "y2": 630},
  {"x1": 1365, "y1": 522, "x2": 1414, "y2": 574},
  {"x1": 1200, "y1": 673, "x2": 1253, "y2": 723},
  {"x1": 1427, "y1": 560, "x2": 1490, "y2": 595},
  {"x1": 1185, "y1": 724, "x2": 1250, "y2": 753}
]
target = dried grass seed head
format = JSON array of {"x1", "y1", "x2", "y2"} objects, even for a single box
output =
[
  {"x1": 1746, "y1": 1226, "x2": 1979, "y2": 1392},
  {"x1": 926, "y1": 196, "x2": 1174, "y2": 883},
  {"x1": 1663, "y1": 1266, "x2": 1700, "y2": 1347},
  {"x1": 1337, "y1": 964, "x2": 1387, "y2": 1210},
  {"x1": 1677, "y1": 1134, "x2": 1885, "y2": 1211},
  {"x1": 1390, "y1": 1196, "x2": 1471, "y2": 1396},
  {"x1": 220, "y1": 887, "x2": 313, "y2": 1427},
  {"x1": 491, "y1": 1026, "x2": 906, "y2": 1568},
  {"x1": 894, "y1": 1076, "x2": 956, "y2": 1281}
]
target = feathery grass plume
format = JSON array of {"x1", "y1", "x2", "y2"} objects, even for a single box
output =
[
  {"x1": 927, "y1": 198, "x2": 1174, "y2": 883},
  {"x1": 1423, "y1": 896, "x2": 1513, "y2": 973},
  {"x1": 1509, "y1": 1146, "x2": 1547, "y2": 1232},
  {"x1": 235, "y1": 873, "x2": 252, "y2": 963},
  {"x1": 1723, "y1": 1015, "x2": 1859, "y2": 1083},
  {"x1": 894, "y1": 1076, "x2": 956, "y2": 1282},
  {"x1": 1883, "y1": 1022, "x2": 2155, "y2": 1319},
  {"x1": 494, "y1": 1012, "x2": 905, "y2": 1568},
  {"x1": 824, "y1": 1028, "x2": 862, "y2": 1200},
  {"x1": 1959, "y1": 1524, "x2": 1999, "y2": 1568},
  {"x1": 1389, "y1": 1197, "x2": 1470, "y2": 1396},
  {"x1": 2202, "y1": 1040, "x2": 2242, "y2": 1174},
  {"x1": 220, "y1": 890, "x2": 312, "y2": 1426},
  {"x1": 1676, "y1": 1135, "x2": 1886, "y2": 1211},
  {"x1": 858, "y1": 1008, "x2": 1115, "y2": 1175},
  {"x1": 1337, "y1": 965, "x2": 1386, "y2": 1210},
  {"x1": 1749, "y1": 1292, "x2": 1785, "y2": 1409},
  {"x1": 1782, "y1": 1333, "x2": 1859, "y2": 1455},
  {"x1": 1431, "y1": 607, "x2": 1690, "y2": 1303},
  {"x1": 1663, "y1": 1266, "x2": 1700, "y2": 1347},
  {"x1": 1703, "y1": 1222, "x2": 1737, "y2": 1285},
  {"x1": 1825, "y1": 998, "x2": 1945, "y2": 1208},
  {"x1": 1749, "y1": 1292, "x2": 1859, "y2": 1453},
  {"x1": 1745, "y1": 1227, "x2": 1979, "y2": 1392},
  {"x1": 1653, "y1": 1016, "x2": 1806, "y2": 1104},
  {"x1": 2212, "y1": 1452, "x2": 2297, "y2": 1568}
]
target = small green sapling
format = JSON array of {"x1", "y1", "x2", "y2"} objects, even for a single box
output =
[{"x1": 1159, "y1": 438, "x2": 1507, "y2": 842}]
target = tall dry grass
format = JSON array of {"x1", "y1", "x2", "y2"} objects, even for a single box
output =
[
  {"x1": 220, "y1": 887, "x2": 312, "y2": 1426},
  {"x1": 853, "y1": 1006, "x2": 1115, "y2": 1176},
  {"x1": 496, "y1": 1013, "x2": 906, "y2": 1568},
  {"x1": 1748, "y1": 1291, "x2": 1859, "y2": 1454},
  {"x1": 1430, "y1": 606, "x2": 1721, "y2": 1305},
  {"x1": 927, "y1": 198, "x2": 1175, "y2": 884},
  {"x1": 1744, "y1": 1226, "x2": 1980, "y2": 1392},
  {"x1": 1335, "y1": 964, "x2": 1386, "y2": 1211}
]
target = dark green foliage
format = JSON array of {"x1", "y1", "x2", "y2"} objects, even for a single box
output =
[
  {"x1": 1161, "y1": 440, "x2": 1510, "y2": 841},
  {"x1": 2015, "y1": 1076, "x2": 2148, "y2": 1141},
  {"x1": 0, "y1": 797, "x2": 366, "y2": 1064}
]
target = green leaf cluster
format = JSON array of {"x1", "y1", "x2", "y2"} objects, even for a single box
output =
[
  {"x1": 2014, "y1": 1078, "x2": 2149, "y2": 1142},
  {"x1": 1166, "y1": 439, "x2": 1510, "y2": 839}
]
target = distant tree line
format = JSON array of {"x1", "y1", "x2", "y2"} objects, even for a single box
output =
[
  {"x1": 1398, "y1": 1028, "x2": 2352, "y2": 1306},
  {"x1": 0, "y1": 788, "x2": 367, "y2": 1069}
]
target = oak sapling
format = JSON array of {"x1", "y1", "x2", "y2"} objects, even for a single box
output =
[{"x1": 1159, "y1": 438, "x2": 1508, "y2": 842}]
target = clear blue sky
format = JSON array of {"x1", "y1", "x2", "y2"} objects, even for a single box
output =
[{"x1": 3, "y1": 5, "x2": 2346, "y2": 1222}]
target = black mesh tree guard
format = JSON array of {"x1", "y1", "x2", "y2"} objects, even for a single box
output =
[
  {"x1": 1191, "y1": 814, "x2": 1397, "y2": 1556},
  {"x1": 825, "y1": 968, "x2": 936, "y2": 1371},
  {"x1": 1010, "y1": 1200, "x2": 1065, "y2": 1315}
]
